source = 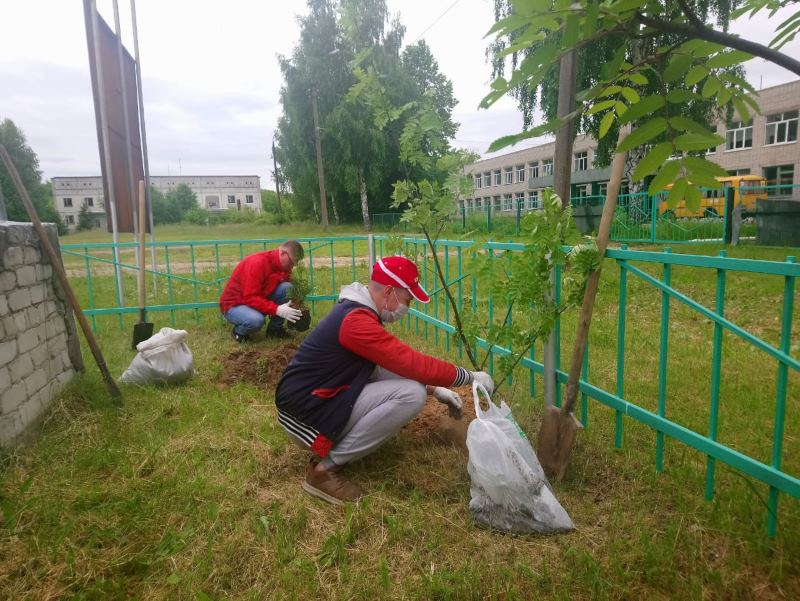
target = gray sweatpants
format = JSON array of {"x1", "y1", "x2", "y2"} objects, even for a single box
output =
[{"x1": 288, "y1": 367, "x2": 427, "y2": 470}]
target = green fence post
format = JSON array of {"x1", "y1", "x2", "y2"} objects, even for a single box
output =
[
  {"x1": 351, "y1": 239, "x2": 356, "y2": 280},
  {"x1": 414, "y1": 240, "x2": 420, "y2": 336},
  {"x1": 471, "y1": 249, "x2": 478, "y2": 363},
  {"x1": 487, "y1": 248, "x2": 495, "y2": 377},
  {"x1": 113, "y1": 241, "x2": 124, "y2": 331},
  {"x1": 444, "y1": 244, "x2": 450, "y2": 353},
  {"x1": 424, "y1": 243, "x2": 429, "y2": 342},
  {"x1": 462, "y1": 206, "x2": 466, "y2": 231},
  {"x1": 457, "y1": 246, "x2": 463, "y2": 360},
  {"x1": 165, "y1": 245, "x2": 176, "y2": 327},
  {"x1": 580, "y1": 337, "x2": 589, "y2": 427},
  {"x1": 767, "y1": 255, "x2": 796, "y2": 537},
  {"x1": 656, "y1": 247, "x2": 672, "y2": 472},
  {"x1": 650, "y1": 193, "x2": 658, "y2": 243},
  {"x1": 433, "y1": 240, "x2": 439, "y2": 349},
  {"x1": 487, "y1": 203, "x2": 492, "y2": 233},
  {"x1": 215, "y1": 244, "x2": 222, "y2": 298},
  {"x1": 529, "y1": 335, "x2": 535, "y2": 400},
  {"x1": 516, "y1": 199, "x2": 521, "y2": 236},
  {"x1": 615, "y1": 244, "x2": 628, "y2": 448},
  {"x1": 190, "y1": 244, "x2": 200, "y2": 324},
  {"x1": 329, "y1": 240, "x2": 336, "y2": 302},
  {"x1": 83, "y1": 245, "x2": 98, "y2": 333},
  {"x1": 308, "y1": 242, "x2": 315, "y2": 319},
  {"x1": 554, "y1": 262, "x2": 562, "y2": 408},
  {"x1": 705, "y1": 250, "x2": 727, "y2": 500}
]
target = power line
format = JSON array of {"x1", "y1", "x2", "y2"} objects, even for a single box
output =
[{"x1": 410, "y1": 0, "x2": 464, "y2": 45}]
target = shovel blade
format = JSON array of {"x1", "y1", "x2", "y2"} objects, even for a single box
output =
[
  {"x1": 537, "y1": 405, "x2": 562, "y2": 475},
  {"x1": 132, "y1": 321, "x2": 154, "y2": 350},
  {"x1": 537, "y1": 406, "x2": 583, "y2": 481}
]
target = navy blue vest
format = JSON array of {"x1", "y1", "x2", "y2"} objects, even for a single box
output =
[{"x1": 275, "y1": 300, "x2": 379, "y2": 442}]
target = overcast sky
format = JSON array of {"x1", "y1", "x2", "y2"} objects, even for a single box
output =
[{"x1": 1, "y1": 0, "x2": 797, "y2": 187}]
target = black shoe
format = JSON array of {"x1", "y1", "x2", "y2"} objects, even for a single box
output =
[
  {"x1": 232, "y1": 328, "x2": 248, "y2": 343},
  {"x1": 265, "y1": 328, "x2": 291, "y2": 340}
]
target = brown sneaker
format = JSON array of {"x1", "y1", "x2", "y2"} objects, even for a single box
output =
[{"x1": 302, "y1": 461, "x2": 364, "y2": 505}]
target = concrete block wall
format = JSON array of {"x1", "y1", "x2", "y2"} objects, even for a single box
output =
[{"x1": 0, "y1": 222, "x2": 83, "y2": 447}]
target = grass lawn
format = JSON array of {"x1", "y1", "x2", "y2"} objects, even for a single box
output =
[{"x1": 1, "y1": 224, "x2": 798, "y2": 599}]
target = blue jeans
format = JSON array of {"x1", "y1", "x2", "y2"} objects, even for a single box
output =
[{"x1": 224, "y1": 282, "x2": 292, "y2": 335}]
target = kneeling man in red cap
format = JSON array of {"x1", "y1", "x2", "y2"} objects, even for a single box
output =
[{"x1": 275, "y1": 255, "x2": 494, "y2": 505}]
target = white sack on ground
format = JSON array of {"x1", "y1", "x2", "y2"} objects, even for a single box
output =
[
  {"x1": 120, "y1": 327, "x2": 193, "y2": 385},
  {"x1": 467, "y1": 382, "x2": 574, "y2": 534}
]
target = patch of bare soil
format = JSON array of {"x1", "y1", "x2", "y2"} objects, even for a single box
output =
[
  {"x1": 404, "y1": 385, "x2": 477, "y2": 454},
  {"x1": 219, "y1": 343, "x2": 299, "y2": 391}
]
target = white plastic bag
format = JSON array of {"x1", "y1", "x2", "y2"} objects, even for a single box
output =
[
  {"x1": 119, "y1": 327, "x2": 193, "y2": 385},
  {"x1": 466, "y1": 382, "x2": 574, "y2": 534}
]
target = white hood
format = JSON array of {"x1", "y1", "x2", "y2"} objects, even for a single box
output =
[{"x1": 339, "y1": 282, "x2": 378, "y2": 312}]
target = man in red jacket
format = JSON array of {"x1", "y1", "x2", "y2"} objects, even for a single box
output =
[
  {"x1": 220, "y1": 240, "x2": 304, "y2": 341},
  {"x1": 275, "y1": 255, "x2": 494, "y2": 505}
]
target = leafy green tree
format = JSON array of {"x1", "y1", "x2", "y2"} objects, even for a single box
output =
[
  {"x1": 260, "y1": 189, "x2": 277, "y2": 212},
  {"x1": 151, "y1": 187, "x2": 178, "y2": 224},
  {"x1": 487, "y1": 0, "x2": 744, "y2": 172},
  {"x1": 77, "y1": 200, "x2": 93, "y2": 231},
  {"x1": 483, "y1": 0, "x2": 800, "y2": 209},
  {"x1": 0, "y1": 118, "x2": 66, "y2": 233},
  {"x1": 401, "y1": 40, "x2": 458, "y2": 141},
  {"x1": 390, "y1": 112, "x2": 595, "y2": 380},
  {"x1": 150, "y1": 184, "x2": 197, "y2": 224},
  {"x1": 276, "y1": 0, "x2": 352, "y2": 221},
  {"x1": 275, "y1": 0, "x2": 460, "y2": 227},
  {"x1": 167, "y1": 183, "x2": 197, "y2": 214}
]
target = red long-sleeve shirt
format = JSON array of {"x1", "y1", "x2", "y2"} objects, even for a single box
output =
[
  {"x1": 219, "y1": 249, "x2": 290, "y2": 315},
  {"x1": 338, "y1": 308, "x2": 459, "y2": 386}
]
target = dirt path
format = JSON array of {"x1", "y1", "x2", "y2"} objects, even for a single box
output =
[{"x1": 64, "y1": 255, "x2": 373, "y2": 278}]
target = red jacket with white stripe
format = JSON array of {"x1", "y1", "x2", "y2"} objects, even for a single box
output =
[{"x1": 219, "y1": 249, "x2": 290, "y2": 315}]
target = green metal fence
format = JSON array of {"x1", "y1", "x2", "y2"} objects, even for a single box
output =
[
  {"x1": 62, "y1": 235, "x2": 798, "y2": 536},
  {"x1": 60, "y1": 237, "x2": 374, "y2": 331}
]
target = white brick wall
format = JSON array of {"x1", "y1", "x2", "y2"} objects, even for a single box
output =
[{"x1": 0, "y1": 222, "x2": 83, "y2": 447}]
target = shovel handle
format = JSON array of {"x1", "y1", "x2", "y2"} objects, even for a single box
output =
[{"x1": 561, "y1": 128, "x2": 629, "y2": 415}]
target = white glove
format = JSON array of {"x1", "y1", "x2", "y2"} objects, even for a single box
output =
[
  {"x1": 471, "y1": 371, "x2": 495, "y2": 395},
  {"x1": 276, "y1": 302, "x2": 302, "y2": 323},
  {"x1": 432, "y1": 387, "x2": 463, "y2": 420}
]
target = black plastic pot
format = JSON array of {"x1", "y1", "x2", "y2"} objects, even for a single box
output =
[{"x1": 288, "y1": 307, "x2": 311, "y2": 332}]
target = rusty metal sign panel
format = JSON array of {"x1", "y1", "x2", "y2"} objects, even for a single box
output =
[{"x1": 83, "y1": 1, "x2": 146, "y2": 234}]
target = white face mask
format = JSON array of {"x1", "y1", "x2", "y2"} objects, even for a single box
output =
[{"x1": 381, "y1": 289, "x2": 409, "y2": 323}]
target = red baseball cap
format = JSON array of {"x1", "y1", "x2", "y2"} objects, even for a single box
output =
[{"x1": 371, "y1": 256, "x2": 430, "y2": 303}]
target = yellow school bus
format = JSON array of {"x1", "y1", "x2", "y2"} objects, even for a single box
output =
[{"x1": 659, "y1": 175, "x2": 769, "y2": 218}]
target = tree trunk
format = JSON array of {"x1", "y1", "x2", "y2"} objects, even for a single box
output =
[
  {"x1": 330, "y1": 192, "x2": 340, "y2": 225},
  {"x1": 311, "y1": 90, "x2": 328, "y2": 231},
  {"x1": 359, "y1": 168, "x2": 371, "y2": 231},
  {"x1": 271, "y1": 138, "x2": 282, "y2": 214}
]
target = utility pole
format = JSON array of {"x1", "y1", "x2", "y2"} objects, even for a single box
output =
[
  {"x1": 311, "y1": 88, "x2": 329, "y2": 231},
  {"x1": 271, "y1": 136, "x2": 282, "y2": 215}
]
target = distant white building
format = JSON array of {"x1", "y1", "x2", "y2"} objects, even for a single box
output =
[{"x1": 51, "y1": 175, "x2": 262, "y2": 231}]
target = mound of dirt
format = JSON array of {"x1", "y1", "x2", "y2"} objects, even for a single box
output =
[
  {"x1": 219, "y1": 343, "x2": 299, "y2": 391},
  {"x1": 221, "y1": 348, "x2": 477, "y2": 453},
  {"x1": 403, "y1": 385, "x2": 477, "y2": 454}
]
